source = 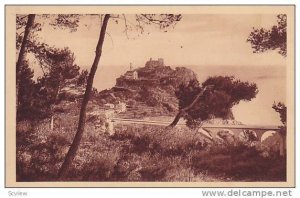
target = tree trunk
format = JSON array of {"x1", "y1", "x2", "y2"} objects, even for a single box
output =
[
  {"x1": 279, "y1": 129, "x2": 286, "y2": 157},
  {"x1": 168, "y1": 87, "x2": 208, "y2": 128},
  {"x1": 57, "y1": 14, "x2": 110, "y2": 179},
  {"x1": 16, "y1": 14, "x2": 35, "y2": 109},
  {"x1": 279, "y1": 135, "x2": 285, "y2": 156},
  {"x1": 169, "y1": 110, "x2": 185, "y2": 127}
]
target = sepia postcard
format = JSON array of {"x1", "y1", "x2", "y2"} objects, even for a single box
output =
[{"x1": 5, "y1": 5, "x2": 295, "y2": 187}]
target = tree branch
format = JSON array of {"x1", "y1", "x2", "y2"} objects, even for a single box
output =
[
  {"x1": 122, "y1": 14, "x2": 130, "y2": 39},
  {"x1": 168, "y1": 85, "x2": 213, "y2": 128}
]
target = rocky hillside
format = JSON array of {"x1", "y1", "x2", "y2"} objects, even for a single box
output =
[
  {"x1": 53, "y1": 61, "x2": 243, "y2": 124},
  {"x1": 97, "y1": 64, "x2": 198, "y2": 117}
]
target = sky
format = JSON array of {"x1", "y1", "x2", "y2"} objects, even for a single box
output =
[
  {"x1": 33, "y1": 14, "x2": 285, "y2": 67},
  {"x1": 27, "y1": 14, "x2": 286, "y2": 125}
]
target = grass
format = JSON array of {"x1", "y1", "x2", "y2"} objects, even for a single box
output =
[{"x1": 16, "y1": 102, "x2": 286, "y2": 182}]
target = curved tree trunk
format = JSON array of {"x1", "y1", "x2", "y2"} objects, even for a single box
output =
[
  {"x1": 57, "y1": 14, "x2": 110, "y2": 179},
  {"x1": 169, "y1": 110, "x2": 185, "y2": 128},
  {"x1": 168, "y1": 87, "x2": 208, "y2": 128},
  {"x1": 16, "y1": 14, "x2": 35, "y2": 110}
]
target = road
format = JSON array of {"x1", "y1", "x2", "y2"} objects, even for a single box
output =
[{"x1": 111, "y1": 118, "x2": 279, "y2": 130}]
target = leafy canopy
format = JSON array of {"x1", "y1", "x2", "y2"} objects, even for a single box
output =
[
  {"x1": 247, "y1": 14, "x2": 287, "y2": 56},
  {"x1": 272, "y1": 102, "x2": 286, "y2": 126},
  {"x1": 17, "y1": 47, "x2": 81, "y2": 121},
  {"x1": 176, "y1": 76, "x2": 258, "y2": 128}
]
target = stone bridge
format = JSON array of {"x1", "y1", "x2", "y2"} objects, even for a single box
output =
[
  {"x1": 110, "y1": 118, "x2": 282, "y2": 142},
  {"x1": 109, "y1": 118, "x2": 285, "y2": 156},
  {"x1": 200, "y1": 124, "x2": 281, "y2": 141}
]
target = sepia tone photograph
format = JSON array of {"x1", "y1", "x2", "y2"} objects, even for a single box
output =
[{"x1": 5, "y1": 5, "x2": 295, "y2": 187}]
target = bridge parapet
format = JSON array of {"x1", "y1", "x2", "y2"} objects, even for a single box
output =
[
  {"x1": 111, "y1": 118, "x2": 281, "y2": 142},
  {"x1": 201, "y1": 125, "x2": 281, "y2": 141}
]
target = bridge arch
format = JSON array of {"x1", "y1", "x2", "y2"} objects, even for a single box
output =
[
  {"x1": 260, "y1": 130, "x2": 283, "y2": 152},
  {"x1": 238, "y1": 130, "x2": 258, "y2": 142}
]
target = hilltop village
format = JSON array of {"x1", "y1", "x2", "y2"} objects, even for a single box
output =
[
  {"x1": 95, "y1": 58, "x2": 198, "y2": 119},
  {"x1": 123, "y1": 58, "x2": 165, "y2": 80}
]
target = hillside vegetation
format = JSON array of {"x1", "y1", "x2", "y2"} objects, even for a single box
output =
[{"x1": 17, "y1": 107, "x2": 286, "y2": 182}]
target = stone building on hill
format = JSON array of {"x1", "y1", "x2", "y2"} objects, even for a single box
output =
[
  {"x1": 124, "y1": 70, "x2": 138, "y2": 80},
  {"x1": 124, "y1": 62, "x2": 138, "y2": 80},
  {"x1": 145, "y1": 58, "x2": 164, "y2": 67}
]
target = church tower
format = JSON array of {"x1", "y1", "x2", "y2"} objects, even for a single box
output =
[{"x1": 130, "y1": 62, "x2": 133, "y2": 71}]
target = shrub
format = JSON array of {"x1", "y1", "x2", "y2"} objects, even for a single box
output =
[
  {"x1": 17, "y1": 125, "x2": 74, "y2": 181},
  {"x1": 16, "y1": 115, "x2": 285, "y2": 182},
  {"x1": 113, "y1": 124, "x2": 208, "y2": 157},
  {"x1": 138, "y1": 153, "x2": 169, "y2": 181},
  {"x1": 191, "y1": 143, "x2": 286, "y2": 181}
]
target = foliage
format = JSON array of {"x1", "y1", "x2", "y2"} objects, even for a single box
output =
[
  {"x1": 176, "y1": 76, "x2": 258, "y2": 128},
  {"x1": 16, "y1": 13, "x2": 286, "y2": 182},
  {"x1": 112, "y1": 124, "x2": 208, "y2": 157},
  {"x1": 77, "y1": 69, "x2": 89, "y2": 86},
  {"x1": 16, "y1": 14, "x2": 83, "y2": 120},
  {"x1": 49, "y1": 14, "x2": 80, "y2": 32},
  {"x1": 16, "y1": 14, "x2": 81, "y2": 50},
  {"x1": 16, "y1": 112, "x2": 286, "y2": 182},
  {"x1": 272, "y1": 102, "x2": 287, "y2": 138},
  {"x1": 35, "y1": 47, "x2": 80, "y2": 103},
  {"x1": 191, "y1": 143, "x2": 286, "y2": 181},
  {"x1": 247, "y1": 14, "x2": 287, "y2": 56},
  {"x1": 16, "y1": 14, "x2": 183, "y2": 178},
  {"x1": 16, "y1": 15, "x2": 41, "y2": 50},
  {"x1": 17, "y1": 47, "x2": 81, "y2": 121},
  {"x1": 110, "y1": 14, "x2": 182, "y2": 37},
  {"x1": 136, "y1": 14, "x2": 182, "y2": 29},
  {"x1": 272, "y1": 102, "x2": 287, "y2": 126},
  {"x1": 17, "y1": 120, "x2": 72, "y2": 181},
  {"x1": 17, "y1": 61, "x2": 36, "y2": 120}
]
